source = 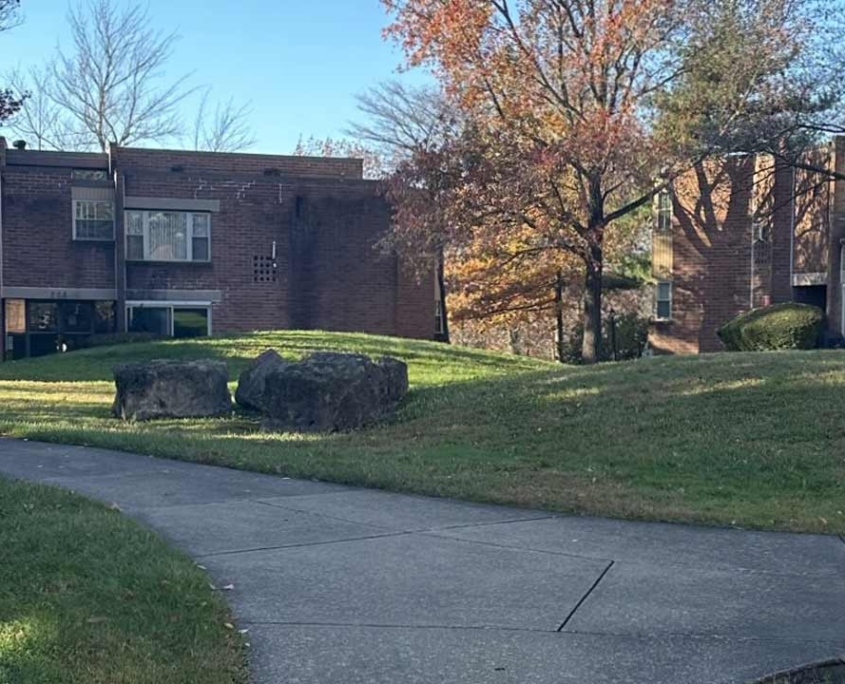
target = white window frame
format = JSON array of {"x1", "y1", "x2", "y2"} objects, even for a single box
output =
[
  {"x1": 655, "y1": 280, "x2": 673, "y2": 322},
  {"x1": 125, "y1": 210, "x2": 211, "y2": 263},
  {"x1": 125, "y1": 301, "x2": 212, "y2": 337},
  {"x1": 73, "y1": 199, "x2": 115, "y2": 241}
]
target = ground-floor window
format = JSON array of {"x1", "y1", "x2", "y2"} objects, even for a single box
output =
[
  {"x1": 3, "y1": 299, "x2": 117, "y2": 360},
  {"x1": 126, "y1": 303, "x2": 210, "y2": 339}
]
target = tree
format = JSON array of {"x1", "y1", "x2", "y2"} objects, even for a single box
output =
[
  {"x1": 0, "y1": 0, "x2": 24, "y2": 124},
  {"x1": 50, "y1": 0, "x2": 190, "y2": 151},
  {"x1": 347, "y1": 80, "x2": 458, "y2": 165},
  {"x1": 382, "y1": 0, "x2": 845, "y2": 362},
  {"x1": 293, "y1": 135, "x2": 386, "y2": 180},
  {"x1": 189, "y1": 88, "x2": 256, "y2": 153},
  {"x1": 7, "y1": 0, "x2": 251, "y2": 152}
]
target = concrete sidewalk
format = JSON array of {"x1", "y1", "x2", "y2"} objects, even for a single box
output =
[{"x1": 1, "y1": 437, "x2": 843, "y2": 683}]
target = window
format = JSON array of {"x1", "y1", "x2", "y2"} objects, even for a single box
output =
[
  {"x1": 125, "y1": 210, "x2": 211, "y2": 262},
  {"x1": 173, "y1": 308, "x2": 209, "y2": 338},
  {"x1": 128, "y1": 307, "x2": 171, "y2": 336},
  {"x1": 74, "y1": 200, "x2": 114, "y2": 241},
  {"x1": 72, "y1": 169, "x2": 109, "y2": 181},
  {"x1": 435, "y1": 300, "x2": 446, "y2": 335},
  {"x1": 4, "y1": 300, "x2": 25, "y2": 334},
  {"x1": 94, "y1": 301, "x2": 117, "y2": 334},
  {"x1": 59, "y1": 302, "x2": 94, "y2": 333},
  {"x1": 655, "y1": 281, "x2": 673, "y2": 321},
  {"x1": 127, "y1": 304, "x2": 210, "y2": 338},
  {"x1": 657, "y1": 190, "x2": 672, "y2": 233},
  {"x1": 28, "y1": 302, "x2": 59, "y2": 332},
  {"x1": 753, "y1": 219, "x2": 771, "y2": 243}
]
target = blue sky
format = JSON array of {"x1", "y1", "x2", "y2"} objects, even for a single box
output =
[{"x1": 1, "y1": 0, "x2": 426, "y2": 152}]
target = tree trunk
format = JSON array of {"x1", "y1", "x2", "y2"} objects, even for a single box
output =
[
  {"x1": 436, "y1": 256, "x2": 451, "y2": 344},
  {"x1": 581, "y1": 255, "x2": 603, "y2": 364},
  {"x1": 555, "y1": 270, "x2": 565, "y2": 363}
]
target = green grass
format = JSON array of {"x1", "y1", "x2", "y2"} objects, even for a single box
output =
[
  {"x1": 1, "y1": 330, "x2": 845, "y2": 533},
  {"x1": 0, "y1": 477, "x2": 248, "y2": 684}
]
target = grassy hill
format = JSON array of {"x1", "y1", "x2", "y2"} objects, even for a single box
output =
[{"x1": 1, "y1": 330, "x2": 844, "y2": 533}]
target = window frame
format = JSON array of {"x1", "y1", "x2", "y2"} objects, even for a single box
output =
[
  {"x1": 655, "y1": 280, "x2": 673, "y2": 322},
  {"x1": 73, "y1": 199, "x2": 115, "y2": 242},
  {"x1": 124, "y1": 210, "x2": 212, "y2": 263},
  {"x1": 125, "y1": 302, "x2": 212, "y2": 337}
]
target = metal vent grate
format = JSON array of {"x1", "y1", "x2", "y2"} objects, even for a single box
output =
[{"x1": 253, "y1": 255, "x2": 277, "y2": 283}]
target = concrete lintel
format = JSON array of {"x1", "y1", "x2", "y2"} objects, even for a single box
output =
[
  {"x1": 792, "y1": 273, "x2": 827, "y2": 287},
  {"x1": 124, "y1": 196, "x2": 221, "y2": 213},
  {"x1": 1, "y1": 286, "x2": 117, "y2": 301},
  {"x1": 125, "y1": 289, "x2": 222, "y2": 303}
]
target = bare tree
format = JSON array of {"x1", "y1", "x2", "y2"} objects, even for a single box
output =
[
  {"x1": 346, "y1": 80, "x2": 457, "y2": 164},
  {"x1": 6, "y1": 67, "x2": 67, "y2": 150},
  {"x1": 189, "y1": 88, "x2": 256, "y2": 152},
  {"x1": 44, "y1": 0, "x2": 191, "y2": 151},
  {"x1": 0, "y1": 0, "x2": 24, "y2": 123},
  {"x1": 0, "y1": 0, "x2": 21, "y2": 32}
]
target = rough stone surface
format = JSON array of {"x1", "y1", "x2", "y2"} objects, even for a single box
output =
[
  {"x1": 261, "y1": 352, "x2": 409, "y2": 432},
  {"x1": 112, "y1": 359, "x2": 231, "y2": 421},
  {"x1": 234, "y1": 349, "x2": 289, "y2": 412}
]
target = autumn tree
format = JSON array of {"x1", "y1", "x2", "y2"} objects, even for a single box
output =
[{"x1": 382, "y1": 0, "x2": 845, "y2": 362}]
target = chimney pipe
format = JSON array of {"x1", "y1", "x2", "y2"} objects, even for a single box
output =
[{"x1": 12, "y1": 140, "x2": 26, "y2": 150}]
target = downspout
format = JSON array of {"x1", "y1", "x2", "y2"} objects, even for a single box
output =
[{"x1": 789, "y1": 167, "x2": 796, "y2": 291}]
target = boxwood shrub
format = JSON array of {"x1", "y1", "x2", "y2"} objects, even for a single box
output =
[{"x1": 717, "y1": 303, "x2": 824, "y2": 351}]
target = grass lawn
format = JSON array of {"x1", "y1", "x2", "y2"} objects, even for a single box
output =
[
  {"x1": 0, "y1": 477, "x2": 247, "y2": 684},
  {"x1": 1, "y1": 330, "x2": 844, "y2": 533}
]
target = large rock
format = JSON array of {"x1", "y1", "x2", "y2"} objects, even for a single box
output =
[
  {"x1": 234, "y1": 349, "x2": 289, "y2": 412},
  {"x1": 113, "y1": 359, "x2": 231, "y2": 421},
  {"x1": 261, "y1": 352, "x2": 409, "y2": 432}
]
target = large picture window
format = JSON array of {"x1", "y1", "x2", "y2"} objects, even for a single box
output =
[
  {"x1": 127, "y1": 304, "x2": 211, "y2": 338},
  {"x1": 74, "y1": 200, "x2": 114, "y2": 241},
  {"x1": 125, "y1": 210, "x2": 211, "y2": 262}
]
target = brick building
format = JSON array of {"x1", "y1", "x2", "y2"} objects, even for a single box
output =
[
  {"x1": 0, "y1": 138, "x2": 437, "y2": 359},
  {"x1": 649, "y1": 138, "x2": 845, "y2": 354}
]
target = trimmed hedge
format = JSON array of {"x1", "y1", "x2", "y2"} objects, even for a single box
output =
[{"x1": 717, "y1": 303, "x2": 824, "y2": 351}]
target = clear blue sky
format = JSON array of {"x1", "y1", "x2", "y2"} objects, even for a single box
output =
[{"x1": 1, "y1": 0, "x2": 426, "y2": 152}]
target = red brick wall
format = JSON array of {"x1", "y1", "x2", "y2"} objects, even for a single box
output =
[
  {"x1": 115, "y1": 147, "x2": 363, "y2": 179},
  {"x1": 650, "y1": 158, "x2": 757, "y2": 354},
  {"x1": 121, "y1": 171, "x2": 434, "y2": 339},
  {"x1": 2, "y1": 168, "x2": 115, "y2": 290}
]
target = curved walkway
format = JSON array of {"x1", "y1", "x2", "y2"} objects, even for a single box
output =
[{"x1": 1, "y1": 438, "x2": 843, "y2": 683}]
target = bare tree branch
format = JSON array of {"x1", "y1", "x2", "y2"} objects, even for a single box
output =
[
  {"x1": 43, "y1": 0, "x2": 193, "y2": 151},
  {"x1": 188, "y1": 88, "x2": 256, "y2": 152}
]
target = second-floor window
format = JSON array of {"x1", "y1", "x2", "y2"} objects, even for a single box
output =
[
  {"x1": 125, "y1": 210, "x2": 211, "y2": 262},
  {"x1": 74, "y1": 200, "x2": 115, "y2": 241},
  {"x1": 657, "y1": 190, "x2": 672, "y2": 233}
]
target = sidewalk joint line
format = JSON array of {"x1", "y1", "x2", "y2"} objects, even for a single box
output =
[
  {"x1": 195, "y1": 530, "x2": 415, "y2": 559},
  {"x1": 557, "y1": 560, "x2": 614, "y2": 632}
]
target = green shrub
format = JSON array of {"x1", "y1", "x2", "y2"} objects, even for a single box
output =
[
  {"x1": 80, "y1": 332, "x2": 164, "y2": 349},
  {"x1": 717, "y1": 303, "x2": 824, "y2": 351}
]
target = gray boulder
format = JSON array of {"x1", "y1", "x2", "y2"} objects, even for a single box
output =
[
  {"x1": 113, "y1": 359, "x2": 231, "y2": 421},
  {"x1": 261, "y1": 352, "x2": 408, "y2": 432},
  {"x1": 235, "y1": 349, "x2": 289, "y2": 412}
]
